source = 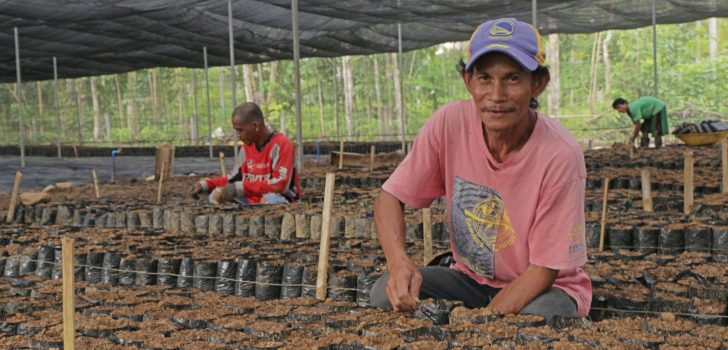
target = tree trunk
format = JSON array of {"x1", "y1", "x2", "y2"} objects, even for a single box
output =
[
  {"x1": 34, "y1": 82, "x2": 43, "y2": 140},
  {"x1": 149, "y1": 69, "x2": 160, "y2": 119},
  {"x1": 331, "y1": 58, "x2": 340, "y2": 140},
  {"x1": 373, "y1": 56, "x2": 384, "y2": 139},
  {"x1": 280, "y1": 109, "x2": 287, "y2": 135},
  {"x1": 113, "y1": 75, "x2": 125, "y2": 131},
  {"x1": 104, "y1": 112, "x2": 112, "y2": 142},
  {"x1": 384, "y1": 55, "x2": 393, "y2": 139},
  {"x1": 342, "y1": 56, "x2": 354, "y2": 137},
  {"x1": 266, "y1": 62, "x2": 278, "y2": 105},
  {"x1": 602, "y1": 31, "x2": 613, "y2": 100},
  {"x1": 218, "y1": 68, "x2": 225, "y2": 114},
  {"x1": 546, "y1": 34, "x2": 560, "y2": 117},
  {"x1": 190, "y1": 72, "x2": 199, "y2": 144},
  {"x1": 316, "y1": 76, "x2": 326, "y2": 138},
  {"x1": 243, "y1": 65, "x2": 254, "y2": 103},
  {"x1": 391, "y1": 53, "x2": 405, "y2": 145},
  {"x1": 127, "y1": 72, "x2": 138, "y2": 137},
  {"x1": 588, "y1": 32, "x2": 602, "y2": 114},
  {"x1": 177, "y1": 70, "x2": 185, "y2": 141},
  {"x1": 407, "y1": 51, "x2": 417, "y2": 79},
  {"x1": 74, "y1": 79, "x2": 84, "y2": 145},
  {"x1": 708, "y1": 17, "x2": 718, "y2": 60},
  {"x1": 90, "y1": 77, "x2": 101, "y2": 142},
  {"x1": 256, "y1": 63, "x2": 265, "y2": 103}
]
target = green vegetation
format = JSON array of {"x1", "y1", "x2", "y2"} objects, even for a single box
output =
[{"x1": 0, "y1": 19, "x2": 725, "y2": 147}]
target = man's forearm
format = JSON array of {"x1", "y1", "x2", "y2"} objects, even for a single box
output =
[
  {"x1": 632, "y1": 122, "x2": 641, "y2": 138},
  {"x1": 487, "y1": 264, "x2": 558, "y2": 314},
  {"x1": 374, "y1": 190, "x2": 408, "y2": 265}
]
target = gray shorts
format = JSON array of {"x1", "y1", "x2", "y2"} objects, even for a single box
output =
[{"x1": 370, "y1": 266, "x2": 577, "y2": 319}]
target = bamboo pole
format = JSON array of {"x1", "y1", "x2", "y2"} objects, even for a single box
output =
[
  {"x1": 722, "y1": 138, "x2": 727, "y2": 194},
  {"x1": 316, "y1": 173, "x2": 336, "y2": 300},
  {"x1": 219, "y1": 152, "x2": 226, "y2": 177},
  {"x1": 157, "y1": 160, "x2": 167, "y2": 204},
  {"x1": 6, "y1": 171, "x2": 22, "y2": 223},
  {"x1": 369, "y1": 145, "x2": 376, "y2": 172},
  {"x1": 598, "y1": 177, "x2": 609, "y2": 252},
  {"x1": 422, "y1": 208, "x2": 432, "y2": 265},
  {"x1": 640, "y1": 169, "x2": 653, "y2": 212},
  {"x1": 684, "y1": 149, "x2": 694, "y2": 215},
  {"x1": 92, "y1": 170, "x2": 100, "y2": 199},
  {"x1": 61, "y1": 237, "x2": 76, "y2": 350}
]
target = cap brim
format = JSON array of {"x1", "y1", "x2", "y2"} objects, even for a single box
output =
[{"x1": 465, "y1": 46, "x2": 538, "y2": 72}]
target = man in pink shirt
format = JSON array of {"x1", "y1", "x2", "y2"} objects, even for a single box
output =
[{"x1": 371, "y1": 18, "x2": 591, "y2": 318}]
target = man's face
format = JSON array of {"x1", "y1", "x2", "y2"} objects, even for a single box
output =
[
  {"x1": 232, "y1": 117, "x2": 256, "y2": 146},
  {"x1": 463, "y1": 53, "x2": 545, "y2": 133},
  {"x1": 615, "y1": 104, "x2": 628, "y2": 113}
]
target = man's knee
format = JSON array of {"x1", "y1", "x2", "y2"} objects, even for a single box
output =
[{"x1": 369, "y1": 272, "x2": 392, "y2": 309}]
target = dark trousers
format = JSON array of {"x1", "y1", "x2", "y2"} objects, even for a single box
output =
[
  {"x1": 640, "y1": 113, "x2": 663, "y2": 148},
  {"x1": 370, "y1": 266, "x2": 577, "y2": 319}
]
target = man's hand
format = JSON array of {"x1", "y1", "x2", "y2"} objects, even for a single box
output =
[
  {"x1": 386, "y1": 256, "x2": 422, "y2": 311},
  {"x1": 188, "y1": 182, "x2": 204, "y2": 199}
]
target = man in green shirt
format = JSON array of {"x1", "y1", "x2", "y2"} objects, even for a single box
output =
[{"x1": 612, "y1": 96, "x2": 669, "y2": 148}]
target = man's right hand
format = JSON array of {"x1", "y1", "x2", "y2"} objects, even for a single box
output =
[
  {"x1": 385, "y1": 256, "x2": 422, "y2": 311},
  {"x1": 188, "y1": 182, "x2": 204, "y2": 199}
]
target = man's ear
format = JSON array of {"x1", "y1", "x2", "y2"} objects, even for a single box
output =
[
  {"x1": 531, "y1": 71, "x2": 550, "y2": 98},
  {"x1": 461, "y1": 69, "x2": 475, "y2": 94}
]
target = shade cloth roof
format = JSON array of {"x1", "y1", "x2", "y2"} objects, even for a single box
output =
[{"x1": 1, "y1": 0, "x2": 726, "y2": 83}]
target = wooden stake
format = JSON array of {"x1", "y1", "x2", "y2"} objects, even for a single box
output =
[
  {"x1": 316, "y1": 173, "x2": 336, "y2": 300},
  {"x1": 92, "y1": 169, "x2": 100, "y2": 199},
  {"x1": 338, "y1": 141, "x2": 344, "y2": 169},
  {"x1": 722, "y1": 138, "x2": 728, "y2": 194},
  {"x1": 6, "y1": 171, "x2": 22, "y2": 223},
  {"x1": 369, "y1": 145, "x2": 376, "y2": 172},
  {"x1": 684, "y1": 149, "x2": 694, "y2": 215},
  {"x1": 61, "y1": 237, "x2": 76, "y2": 350},
  {"x1": 640, "y1": 169, "x2": 653, "y2": 213},
  {"x1": 598, "y1": 177, "x2": 609, "y2": 252},
  {"x1": 219, "y1": 152, "x2": 226, "y2": 177},
  {"x1": 157, "y1": 160, "x2": 167, "y2": 204},
  {"x1": 422, "y1": 208, "x2": 433, "y2": 266}
]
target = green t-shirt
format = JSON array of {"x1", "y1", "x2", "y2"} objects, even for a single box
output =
[{"x1": 627, "y1": 96, "x2": 668, "y2": 134}]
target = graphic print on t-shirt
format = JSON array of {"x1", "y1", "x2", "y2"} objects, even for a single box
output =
[{"x1": 451, "y1": 176, "x2": 516, "y2": 278}]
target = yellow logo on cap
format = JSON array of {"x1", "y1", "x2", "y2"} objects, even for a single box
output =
[
  {"x1": 489, "y1": 20, "x2": 515, "y2": 36},
  {"x1": 486, "y1": 43, "x2": 510, "y2": 49}
]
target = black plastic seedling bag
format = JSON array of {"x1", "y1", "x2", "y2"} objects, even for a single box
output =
[
  {"x1": 659, "y1": 226, "x2": 685, "y2": 255},
  {"x1": 235, "y1": 258, "x2": 257, "y2": 297},
  {"x1": 3, "y1": 255, "x2": 20, "y2": 277},
  {"x1": 19, "y1": 252, "x2": 38, "y2": 276},
  {"x1": 280, "y1": 263, "x2": 304, "y2": 299},
  {"x1": 215, "y1": 259, "x2": 237, "y2": 295},
  {"x1": 153, "y1": 207, "x2": 164, "y2": 229},
  {"x1": 193, "y1": 260, "x2": 217, "y2": 291},
  {"x1": 633, "y1": 227, "x2": 659, "y2": 254},
  {"x1": 177, "y1": 257, "x2": 194, "y2": 289},
  {"x1": 209, "y1": 215, "x2": 223, "y2": 235},
  {"x1": 118, "y1": 257, "x2": 136, "y2": 286},
  {"x1": 127, "y1": 212, "x2": 141, "y2": 230},
  {"x1": 301, "y1": 265, "x2": 318, "y2": 298},
  {"x1": 608, "y1": 226, "x2": 633, "y2": 252},
  {"x1": 249, "y1": 215, "x2": 264, "y2": 237},
  {"x1": 356, "y1": 272, "x2": 381, "y2": 307},
  {"x1": 415, "y1": 299, "x2": 462, "y2": 325},
  {"x1": 328, "y1": 270, "x2": 357, "y2": 302},
  {"x1": 34, "y1": 246, "x2": 55, "y2": 279},
  {"x1": 101, "y1": 251, "x2": 122, "y2": 285},
  {"x1": 712, "y1": 228, "x2": 728, "y2": 262},
  {"x1": 235, "y1": 215, "x2": 248, "y2": 236},
  {"x1": 85, "y1": 251, "x2": 105, "y2": 282},
  {"x1": 222, "y1": 214, "x2": 235, "y2": 236},
  {"x1": 134, "y1": 257, "x2": 158, "y2": 285},
  {"x1": 51, "y1": 248, "x2": 62, "y2": 280},
  {"x1": 685, "y1": 225, "x2": 712, "y2": 253},
  {"x1": 156, "y1": 257, "x2": 180, "y2": 286},
  {"x1": 255, "y1": 260, "x2": 283, "y2": 300}
]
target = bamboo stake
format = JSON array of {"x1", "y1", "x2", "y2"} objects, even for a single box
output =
[
  {"x1": 722, "y1": 138, "x2": 727, "y2": 194},
  {"x1": 6, "y1": 171, "x2": 22, "y2": 223},
  {"x1": 422, "y1": 208, "x2": 432, "y2": 266},
  {"x1": 92, "y1": 169, "x2": 100, "y2": 199},
  {"x1": 157, "y1": 160, "x2": 167, "y2": 204},
  {"x1": 684, "y1": 149, "x2": 694, "y2": 215},
  {"x1": 598, "y1": 177, "x2": 609, "y2": 252},
  {"x1": 640, "y1": 169, "x2": 653, "y2": 213},
  {"x1": 338, "y1": 141, "x2": 344, "y2": 169},
  {"x1": 61, "y1": 237, "x2": 75, "y2": 350},
  {"x1": 369, "y1": 145, "x2": 375, "y2": 172},
  {"x1": 219, "y1": 152, "x2": 226, "y2": 177},
  {"x1": 316, "y1": 173, "x2": 336, "y2": 300}
]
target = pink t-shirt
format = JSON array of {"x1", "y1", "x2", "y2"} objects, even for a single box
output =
[{"x1": 382, "y1": 99, "x2": 591, "y2": 316}]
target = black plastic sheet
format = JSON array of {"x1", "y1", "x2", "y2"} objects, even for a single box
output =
[
  {"x1": 235, "y1": 258, "x2": 257, "y2": 297},
  {"x1": 280, "y1": 263, "x2": 304, "y2": 299},
  {"x1": 255, "y1": 260, "x2": 283, "y2": 300},
  {"x1": 193, "y1": 260, "x2": 217, "y2": 291},
  {"x1": 215, "y1": 259, "x2": 237, "y2": 295}
]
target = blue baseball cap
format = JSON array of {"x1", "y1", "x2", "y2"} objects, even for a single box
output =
[{"x1": 465, "y1": 18, "x2": 545, "y2": 72}]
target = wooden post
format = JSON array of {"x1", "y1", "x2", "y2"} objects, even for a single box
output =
[
  {"x1": 6, "y1": 171, "x2": 22, "y2": 223},
  {"x1": 640, "y1": 169, "x2": 653, "y2": 213},
  {"x1": 684, "y1": 149, "x2": 694, "y2": 215},
  {"x1": 722, "y1": 138, "x2": 728, "y2": 194},
  {"x1": 61, "y1": 237, "x2": 76, "y2": 350},
  {"x1": 369, "y1": 145, "x2": 375, "y2": 172},
  {"x1": 157, "y1": 160, "x2": 166, "y2": 204},
  {"x1": 338, "y1": 141, "x2": 344, "y2": 169},
  {"x1": 316, "y1": 173, "x2": 336, "y2": 300},
  {"x1": 92, "y1": 169, "x2": 100, "y2": 199},
  {"x1": 422, "y1": 208, "x2": 432, "y2": 266},
  {"x1": 598, "y1": 177, "x2": 609, "y2": 252},
  {"x1": 218, "y1": 152, "x2": 226, "y2": 177}
]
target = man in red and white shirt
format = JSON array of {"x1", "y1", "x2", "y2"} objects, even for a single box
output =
[{"x1": 190, "y1": 102, "x2": 300, "y2": 205}]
